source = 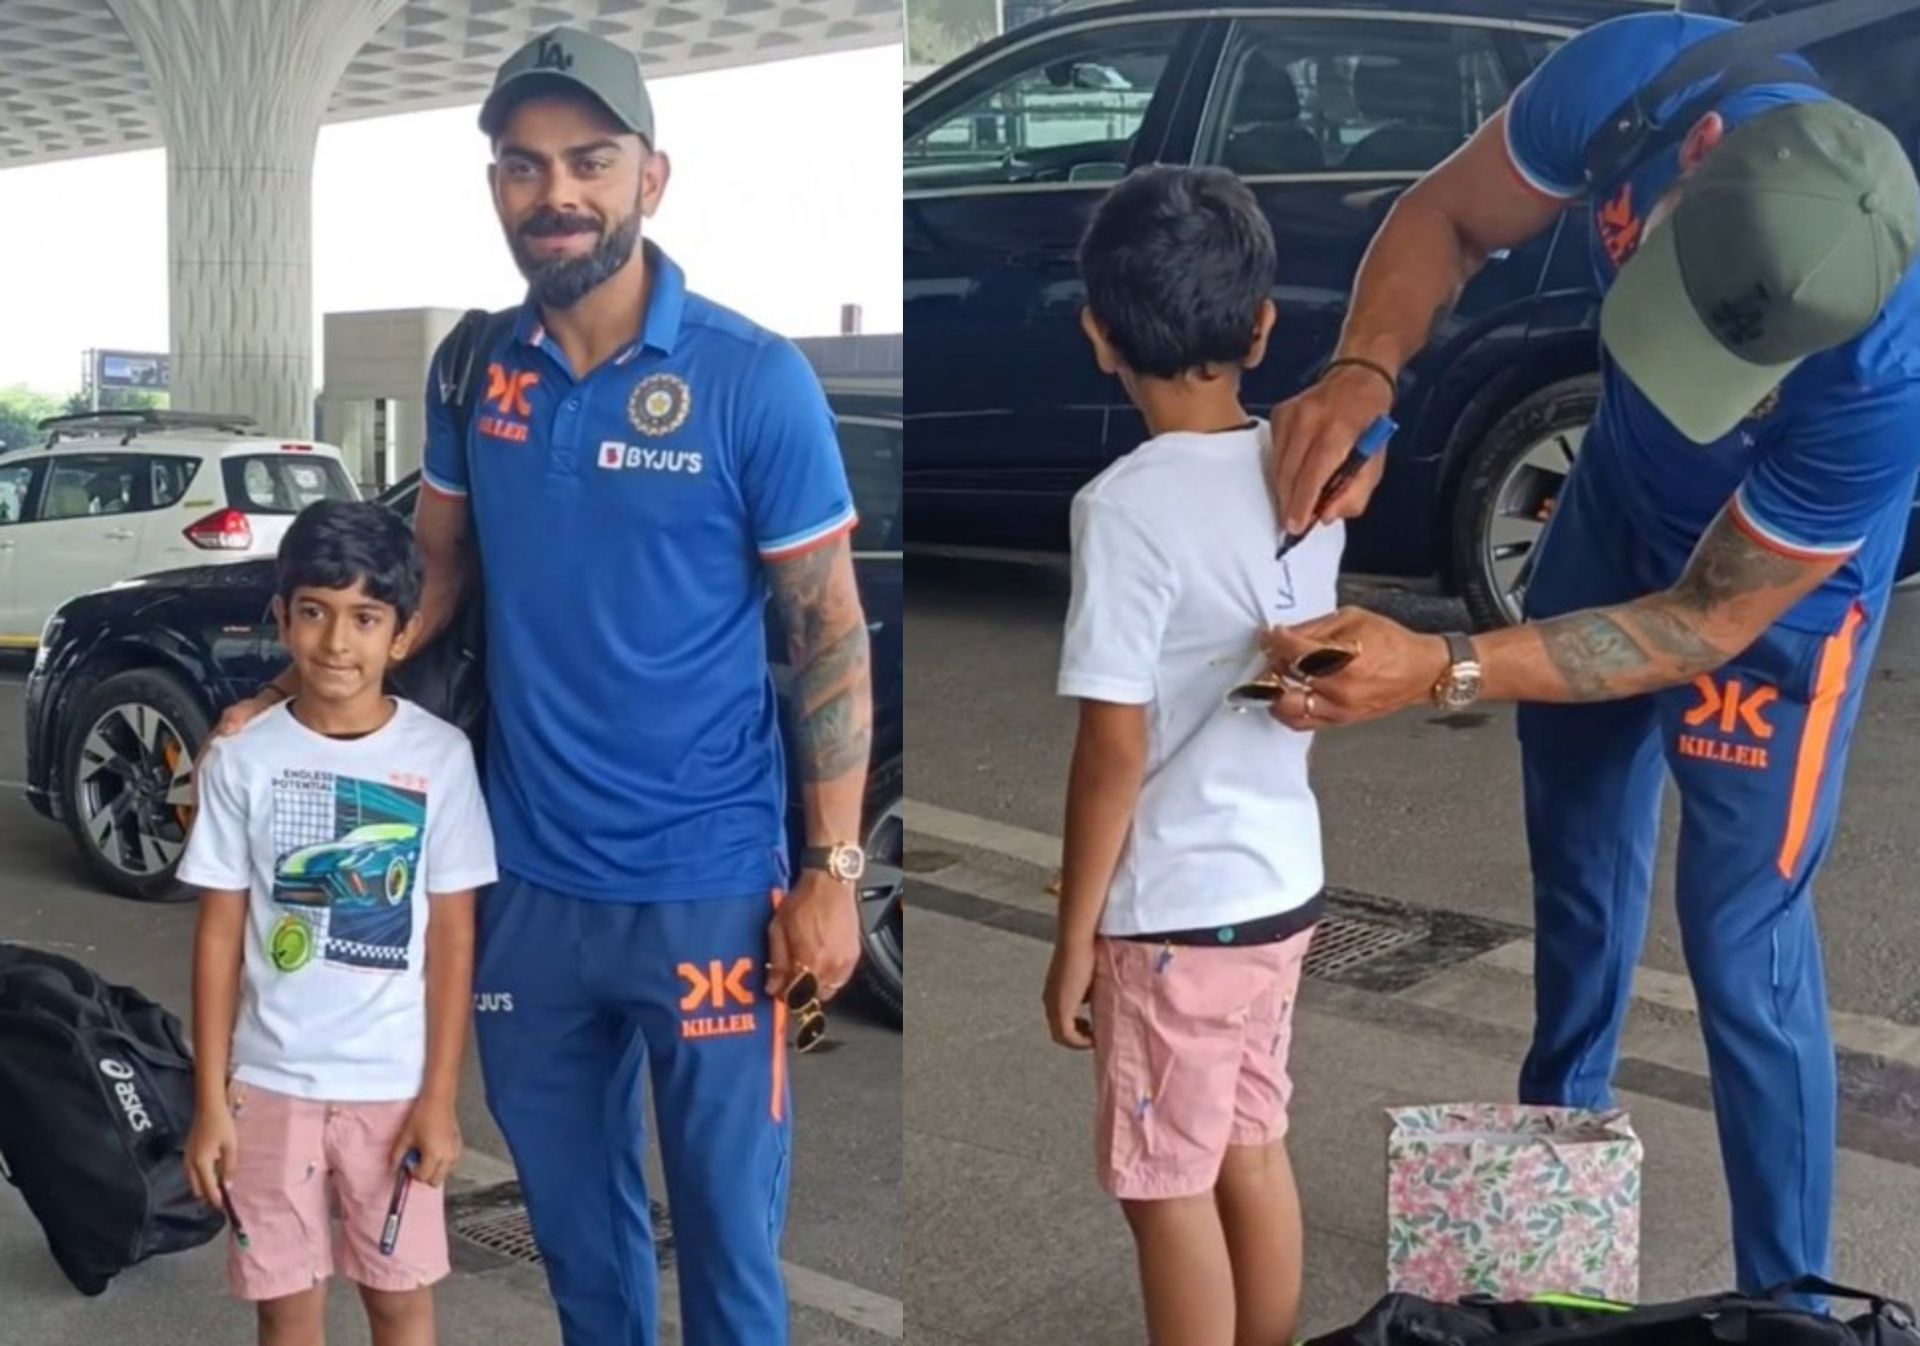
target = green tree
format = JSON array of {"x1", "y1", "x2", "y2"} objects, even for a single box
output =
[
  {"x1": 0, "y1": 387, "x2": 64, "y2": 454},
  {"x1": 62, "y1": 388, "x2": 168, "y2": 416}
]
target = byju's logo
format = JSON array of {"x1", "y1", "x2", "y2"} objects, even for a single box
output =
[
  {"x1": 597, "y1": 441, "x2": 704, "y2": 475},
  {"x1": 473, "y1": 992, "x2": 515, "y2": 1013},
  {"x1": 99, "y1": 1058, "x2": 153, "y2": 1133}
]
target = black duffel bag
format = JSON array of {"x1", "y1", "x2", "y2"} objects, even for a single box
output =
[
  {"x1": 1308, "y1": 1280, "x2": 1918, "y2": 1346},
  {"x1": 0, "y1": 944, "x2": 223, "y2": 1295}
]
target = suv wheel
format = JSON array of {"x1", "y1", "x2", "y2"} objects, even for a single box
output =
[
  {"x1": 60, "y1": 668, "x2": 208, "y2": 902},
  {"x1": 856, "y1": 757, "x2": 904, "y2": 1025},
  {"x1": 1452, "y1": 376, "x2": 1598, "y2": 631}
]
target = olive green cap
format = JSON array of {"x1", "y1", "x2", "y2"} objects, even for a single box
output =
[
  {"x1": 479, "y1": 26, "x2": 653, "y2": 145},
  {"x1": 1602, "y1": 100, "x2": 1919, "y2": 444}
]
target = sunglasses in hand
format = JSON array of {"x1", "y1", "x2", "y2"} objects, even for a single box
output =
[
  {"x1": 784, "y1": 969, "x2": 829, "y2": 1054},
  {"x1": 1226, "y1": 644, "x2": 1357, "y2": 711}
]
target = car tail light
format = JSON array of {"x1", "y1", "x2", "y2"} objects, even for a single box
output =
[{"x1": 184, "y1": 508, "x2": 253, "y2": 550}]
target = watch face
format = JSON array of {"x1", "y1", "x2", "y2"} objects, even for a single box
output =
[{"x1": 831, "y1": 847, "x2": 866, "y2": 882}]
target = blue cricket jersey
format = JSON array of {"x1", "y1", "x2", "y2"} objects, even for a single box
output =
[
  {"x1": 1505, "y1": 12, "x2": 1920, "y2": 631},
  {"x1": 422, "y1": 241, "x2": 857, "y2": 902}
]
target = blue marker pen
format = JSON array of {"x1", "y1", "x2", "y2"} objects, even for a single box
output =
[{"x1": 1275, "y1": 414, "x2": 1397, "y2": 560}]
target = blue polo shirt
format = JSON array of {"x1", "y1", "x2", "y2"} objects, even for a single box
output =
[
  {"x1": 1505, "y1": 13, "x2": 1920, "y2": 632},
  {"x1": 422, "y1": 242, "x2": 856, "y2": 902}
]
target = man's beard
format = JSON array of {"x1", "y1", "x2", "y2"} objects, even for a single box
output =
[{"x1": 508, "y1": 207, "x2": 642, "y2": 310}]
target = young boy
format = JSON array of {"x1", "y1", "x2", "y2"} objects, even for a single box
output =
[
  {"x1": 181, "y1": 499, "x2": 496, "y2": 1346},
  {"x1": 1045, "y1": 164, "x2": 1341, "y2": 1346}
]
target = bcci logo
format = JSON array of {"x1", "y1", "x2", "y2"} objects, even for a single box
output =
[{"x1": 628, "y1": 373, "x2": 691, "y2": 438}]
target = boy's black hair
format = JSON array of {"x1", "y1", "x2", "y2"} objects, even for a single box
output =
[
  {"x1": 1077, "y1": 165, "x2": 1277, "y2": 380},
  {"x1": 276, "y1": 499, "x2": 423, "y2": 626}
]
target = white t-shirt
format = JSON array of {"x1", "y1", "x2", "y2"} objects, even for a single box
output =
[
  {"x1": 1057, "y1": 421, "x2": 1343, "y2": 937},
  {"x1": 178, "y1": 699, "x2": 498, "y2": 1102}
]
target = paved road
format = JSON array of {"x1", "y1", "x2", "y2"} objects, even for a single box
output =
[
  {"x1": 907, "y1": 554, "x2": 1920, "y2": 1025},
  {"x1": 0, "y1": 664, "x2": 900, "y2": 1341}
]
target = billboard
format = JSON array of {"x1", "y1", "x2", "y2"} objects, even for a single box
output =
[{"x1": 95, "y1": 350, "x2": 171, "y2": 390}]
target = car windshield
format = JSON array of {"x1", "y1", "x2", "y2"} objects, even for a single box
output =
[{"x1": 223, "y1": 454, "x2": 356, "y2": 515}]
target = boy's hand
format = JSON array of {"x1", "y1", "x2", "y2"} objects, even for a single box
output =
[
  {"x1": 184, "y1": 1108, "x2": 238, "y2": 1208},
  {"x1": 1043, "y1": 941, "x2": 1097, "y2": 1050},
  {"x1": 392, "y1": 1097, "x2": 463, "y2": 1188}
]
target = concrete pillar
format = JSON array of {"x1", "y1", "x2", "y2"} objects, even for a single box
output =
[{"x1": 105, "y1": 0, "x2": 406, "y2": 435}]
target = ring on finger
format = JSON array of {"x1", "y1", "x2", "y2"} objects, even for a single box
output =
[{"x1": 1303, "y1": 689, "x2": 1318, "y2": 720}]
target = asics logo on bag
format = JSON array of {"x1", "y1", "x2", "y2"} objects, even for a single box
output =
[{"x1": 99, "y1": 1058, "x2": 153, "y2": 1133}]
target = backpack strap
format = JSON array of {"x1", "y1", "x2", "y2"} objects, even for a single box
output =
[
  {"x1": 430, "y1": 306, "x2": 520, "y2": 487},
  {"x1": 1582, "y1": 0, "x2": 1920, "y2": 188}
]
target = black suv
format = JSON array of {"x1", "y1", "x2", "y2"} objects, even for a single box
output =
[
  {"x1": 22, "y1": 384, "x2": 905, "y2": 1020},
  {"x1": 905, "y1": 0, "x2": 1920, "y2": 627}
]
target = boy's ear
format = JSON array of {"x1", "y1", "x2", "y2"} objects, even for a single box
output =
[
  {"x1": 390, "y1": 610, "x2": 425, "y2": 664},
  {"x1": 1243, "y1": 299, "x2": 1278, "y2": 370},
  {"x1": 1080, "y1": 307, "x2": 1122, "y2": 375}
]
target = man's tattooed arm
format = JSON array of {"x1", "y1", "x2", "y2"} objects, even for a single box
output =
[
  {"x1": 1477, "y1": 507, "x2": 1844, "y2": 705},
  {"x1": 767, "y1": 534, "x2": 872, "y2": 843}
]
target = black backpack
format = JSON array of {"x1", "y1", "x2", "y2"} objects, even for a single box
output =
[
  {"x1": 1308, "y1": 1280, "x2": 1920, "y2": 1346},
  {"x1": 0, "y1": 944, "x2": 223, "y2": 1295},
  {"x1": 385, "y1": 307, "x2": 516, "y2": 750}
]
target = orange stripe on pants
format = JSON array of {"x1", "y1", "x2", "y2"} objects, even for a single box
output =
[
  {"x1": 1777, "y1": 604, "x2": 1864, "y2": 880},
  {"x1": 770, "y1": 888, "x2": 787, "y2": 1123}
]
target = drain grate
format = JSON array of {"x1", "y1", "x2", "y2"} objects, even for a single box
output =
[
  {"x1": 450, "y1": 1187, "x2": 674, "y2": 1269},
  {"x1": 1304, "y1": 914, "x2": 1425, "y2": 980}
]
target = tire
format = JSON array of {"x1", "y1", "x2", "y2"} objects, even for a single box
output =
[
  {"x1": 384, "y1": 857, "x2": 410, "y2": 906},
  {"x1": 1452, "y1": 375, "x2": 1599, "y2": 632},
  {"x1": 59, "y1": 668, "x2": 210, "y2": 902},
  {"x1": 854, "y1": 756, "x2": 904, "y2": 1025}
]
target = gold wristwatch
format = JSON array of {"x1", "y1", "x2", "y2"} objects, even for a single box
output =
[
  {"x1": 1430, "y1": 632, "x2": 1483, "y2": 711},
  {"x1": 799, "y1": 842, "x2": 866, "y2": 884}
]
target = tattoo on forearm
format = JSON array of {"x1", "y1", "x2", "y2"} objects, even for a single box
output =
[
  {"x1": 769, "y1": 540, "x2": 872, "y2": 784},
  {"x1": 1537, "y1": 612, "x2": 1653, "y2": 700},
  {"x1": 1531, "y1": 512, "x2": 1818, "y2": 703},
  {"x1": 1671, "y1": 518, "x2": 1806, "y2": 611}
]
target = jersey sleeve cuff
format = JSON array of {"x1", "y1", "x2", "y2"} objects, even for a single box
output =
[
  {"x1": 1502, "y1": 110, "x2": 1582, "y2": 201},
  {"x1": 759, "y1": 506, "x2": 858, "y2": 561},
  {"x1": 421, "y1": 468, "x2": 469, "y2": 498},
  {"x1": 1057, "y1": 672, "x2": 1154, "y2": 704},
  {"x1": 1729, "y1": 489, "x2": 1863, "y2": 561}
]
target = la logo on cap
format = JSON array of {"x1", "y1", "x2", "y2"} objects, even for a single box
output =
[{"x1": 536, "y1": 37, "x2": 573, "y2": 70}]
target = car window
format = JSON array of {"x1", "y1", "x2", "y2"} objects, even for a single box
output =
[
  {"x1": 43, "y1": 456, "x2": 137, "y2": 521},
  {"x1": 905, "y1": 23, "x2": 1182, "y2": 192},
  {"x1": 839, "y1": 418, "x2": 902, "y2": 554},
  {"x1": 1201, "y1": 19, "x2": 1527, "y2": 177},
  {"x1": 221, "y1": 454, "x2": 356, "y2": 515},
  {"x1": 0, "y1": 464, "x2": 33, "y2": 526},
  {"x1": 147, "y1": 455, "x2": 201, "y2": 510}
]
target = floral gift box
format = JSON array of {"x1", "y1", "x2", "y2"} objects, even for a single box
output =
[{"x1": 1386, "y1": 1103, "x2": 1642, "y2": 1303}]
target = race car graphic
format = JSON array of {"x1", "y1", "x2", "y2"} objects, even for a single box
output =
[{"x1": 273, "y1": 822, "x2": 421, "y2": 909}]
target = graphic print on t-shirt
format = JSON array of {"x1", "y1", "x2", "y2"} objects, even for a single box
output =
[{"x1": 267, "y1": 770, "x2": 425, "y2": 974}]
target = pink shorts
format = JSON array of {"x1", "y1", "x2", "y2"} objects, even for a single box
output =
[
  {"x1": 1091, "y1": 929, "x2": 1313, "y2": 1201},
  {"x1": 223, "y1": 1082, "x2": 449, "y2": 1301}
]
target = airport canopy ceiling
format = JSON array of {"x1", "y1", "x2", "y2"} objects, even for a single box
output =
[{"x1": 0, "y1": 0, "x2": 900, "y2": 167}]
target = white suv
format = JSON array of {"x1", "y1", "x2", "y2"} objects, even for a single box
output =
[{"x1": 0, "y1": 411, "x2": 360, "y2": 650}]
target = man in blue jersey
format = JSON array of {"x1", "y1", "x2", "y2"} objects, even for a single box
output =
[
  {"x1": 1257, "y1": 12, "x2": 1920, "y2": 1293},
  {"x1": 219, "y1": 27, "x2": 871, "y2": 1346}
]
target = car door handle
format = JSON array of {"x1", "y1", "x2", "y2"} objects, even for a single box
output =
[{"x1": 104, "y1": 528, "x2": 135, "y2": 541}]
